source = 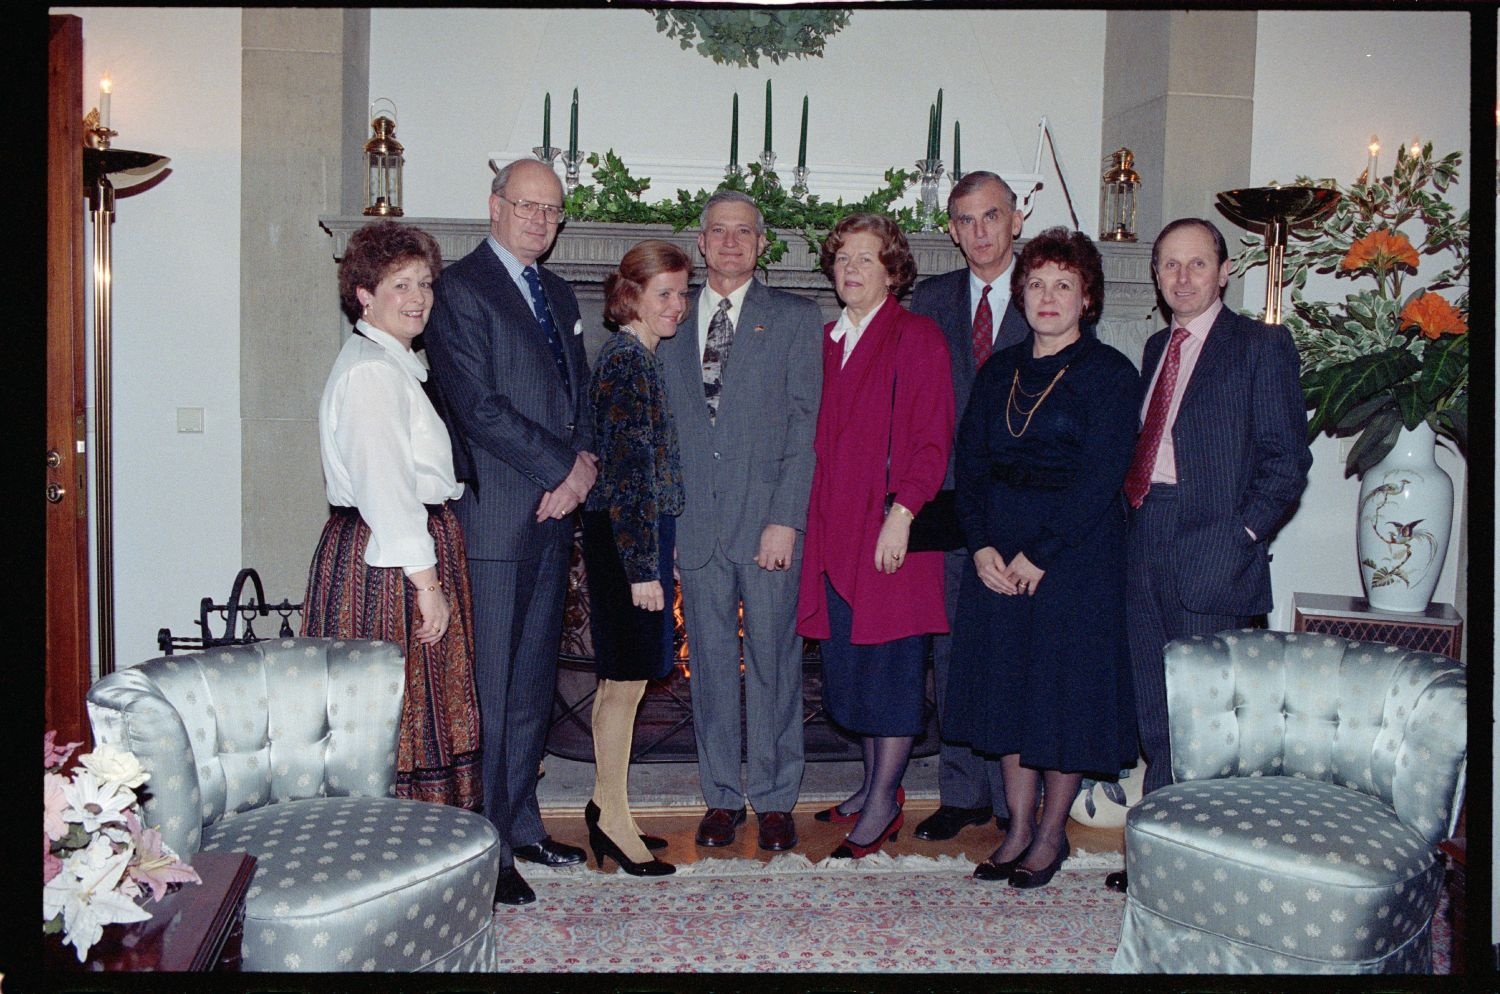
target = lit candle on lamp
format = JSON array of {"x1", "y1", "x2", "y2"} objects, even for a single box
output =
[
  {"x1": 1408, "y1": 136, "x2": 1422, "y2": 159},
  {"x1": 764, "y1": 79, "x2": 772, "y2": 155},
  {"x1": 1366, "y1": 134, "x2": 1380, "y2": 181},
  {"x1": 99, "y1": 75, "x2": 112, "y2": 130},
  {"x1": 569, "y1": 89, "x2": 578, "y2": 158},
  {"x1": 798, "y1": 95, "x2": 808, "y2": 169},
  {"x1": 542, "y1": 92, "x2": 551, "y2": 150}
]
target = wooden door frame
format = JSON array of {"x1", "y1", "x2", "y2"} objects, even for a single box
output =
[{"x1": 47, "y1": 14, "x2": 92, "y2": 746}]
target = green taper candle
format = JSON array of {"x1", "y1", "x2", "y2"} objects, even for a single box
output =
[
  {"x1": 569, "y1": 89, "x2": 578, "y2": 158},
  {"x1": 764, "y1": 79, "x2": 772, "y2": 154},
  {"x1": 798, "y1": 95, "x2": 808, "y2": 168},
  {"x1": 953, "y1": 120, "x2": 961, "y2": 175},
  {"x1": 730, "y1": 93, "x2": 739, "y2": 167}
]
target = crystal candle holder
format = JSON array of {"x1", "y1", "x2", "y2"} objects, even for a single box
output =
[
  {"x1": 561, "y1": 150, "x2": 586, "y2": 194},
  {"x1": 917, "y1": 157, "x2": 945, "y2": 232},
  {"x1": 791, "y1": 165, "x2": 810, "y2": 197}
]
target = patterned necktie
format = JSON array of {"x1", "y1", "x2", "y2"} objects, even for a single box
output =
[
  {"x1": 701, "y1": 297, "x2": 735, "y2": 422},
  {"x1": 521, "y1": 265, "x2": 571, "y2": 391},
  {"x1": 1124, "y1": 325, "x2": 1192, "y2": 508},
  {"x1": 972, "y1": 284, "x2": 993, "y2": 368}
]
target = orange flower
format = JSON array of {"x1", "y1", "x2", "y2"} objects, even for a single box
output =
[
  {"x1": 1399, "y1": 292, "x2": 1468, "y2": 339},
  {"x1": 1341, "y1": 228, "x2": 1420, "y2": 274}
]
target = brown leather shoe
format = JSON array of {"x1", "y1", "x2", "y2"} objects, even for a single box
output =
[
  {"x1": 756, "y1": 810, "x2": 798, "y2": 851},
  {"x1": 694, "y1": 807, "x2": 747, "y2": 847}
]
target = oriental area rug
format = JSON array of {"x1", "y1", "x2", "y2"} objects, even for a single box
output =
[{"x1": 494, "y1": 851, "x2": 1454, "y2": 974}]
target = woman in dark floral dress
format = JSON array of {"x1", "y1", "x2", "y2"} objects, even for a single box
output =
[{"x1": 579, "y1": 240, "x2": 692, "y2": 876}]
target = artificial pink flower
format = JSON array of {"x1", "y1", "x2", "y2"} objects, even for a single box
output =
[
  {"x1": 45, "y1": 730, "x2": 82, "y2": 771},
  {"x1": 44, "y1": 771, "x2": 70, "y2": 841},
  {"x1": 123, "y1": 811, "x2": 201, "y2": 903},
  {"x1": 44, "y1": 832, "x2": 63, "y2": 884}
]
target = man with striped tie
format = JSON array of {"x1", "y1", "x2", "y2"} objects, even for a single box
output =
[
  {"x1": 425, "y1": 158, "x2": 595, "y2": 907},
  {"x1": 1104, "y1": 217, "x2": 1311, "y2": 893},
  {"x1": 658, "y1": 190, "x2": 823, "y2": 853}
]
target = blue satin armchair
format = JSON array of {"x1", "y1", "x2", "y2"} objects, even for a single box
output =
[
  {"x1": 86, "y1": 637, "x2": 501, "y2": 972},
  {"x1": 1111, "y1": 629, "x2": 1465, "y2": 974}
]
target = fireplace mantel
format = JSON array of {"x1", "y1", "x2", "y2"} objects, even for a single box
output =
[{"x1": 320, "y1": 217, "x2": 1161, "y2": 365}]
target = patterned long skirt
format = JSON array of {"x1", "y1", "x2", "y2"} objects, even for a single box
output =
[{"x1": 301, "y1": 503, "x2": 483, "y2": 810}]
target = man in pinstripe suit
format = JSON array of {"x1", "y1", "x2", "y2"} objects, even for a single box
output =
[
  {"x1": 1105, "y1": 217, "x2": 1311, "y2": 893},
  {"x1": 425, "y1": 159, "x2": 596, "y2": 906}
]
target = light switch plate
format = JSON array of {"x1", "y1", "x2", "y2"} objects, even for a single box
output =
[{"x1": 177, "y1": 407, "x2": 204, "y2": 433}]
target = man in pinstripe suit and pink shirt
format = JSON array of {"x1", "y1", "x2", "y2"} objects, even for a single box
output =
[{"x1": 1105, "y1": 217, "x2": 1311, "y2": 893}]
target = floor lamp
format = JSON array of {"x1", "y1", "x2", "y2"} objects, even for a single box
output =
[
  {"x1": 1215, "y1": 186, "x2": 1339, "y2": 324},
  {"x1": 83, "y1": 112, "x2": 169, "y2": 676}
]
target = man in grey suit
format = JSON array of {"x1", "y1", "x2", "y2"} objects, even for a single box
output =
[
  {"x1": 425, "y1": 159, "x2": 597, "y2": 907},
  {"x1": 1104, "y1": 217, "x2": 1311, "y2": 893},
  {"x1": 658, "y1": 190, "x2": 822, "y2": 852},
  {"x1": 908, "y1": 170, "x2": 1028, "y2": 843}
]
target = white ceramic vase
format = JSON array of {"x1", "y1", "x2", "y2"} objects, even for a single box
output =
[{"x1": 1355, "y1": 422, "x2": 1453, "y2": 613}]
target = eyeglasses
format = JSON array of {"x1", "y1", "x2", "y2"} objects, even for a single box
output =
[{"x1": 499, "y1": 195, "x2": 566, "y2": 224}]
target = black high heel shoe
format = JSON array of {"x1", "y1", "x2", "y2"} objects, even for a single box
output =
[
  {"x1": 587, "y1": 821, "x2": 676, "y2": 876},
  {"x1": 973, "y1": 839, "x2": 1031, "y2": 883},
  {"x1": 1009, "y1": 838, "x2": 1070, "y2": 889},
  {"x1": 585, "y1": 800, "x2": 667, "y2": 852}
]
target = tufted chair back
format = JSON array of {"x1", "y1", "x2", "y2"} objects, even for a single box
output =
[
  {"x1": 1164, "y1": 629, "x2": 1466, "y2": 846},
  {"x1": 86, "y1": 637, "x2": 406, "y2": 859}
]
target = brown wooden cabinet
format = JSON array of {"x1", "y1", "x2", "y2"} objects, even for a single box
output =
[
  {"x1": 1291, "y1": 591, "x2": 1463, "y2": 658},
  {"x1": 45, "y1": 852, "x2": 255, "y2": 972}
]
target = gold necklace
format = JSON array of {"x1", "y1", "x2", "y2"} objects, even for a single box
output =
[{"x1": 1005, "y1": 366, "x2": 1067, "y2": 438}]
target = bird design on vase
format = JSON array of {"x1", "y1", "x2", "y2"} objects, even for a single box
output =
[{"x1": 1359, "y1": 472, "x2": 1438, "y2": 589}]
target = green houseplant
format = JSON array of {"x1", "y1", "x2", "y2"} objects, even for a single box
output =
[{"x1": 1232, "y1": 143, "x2": 1469, "y2": 476}]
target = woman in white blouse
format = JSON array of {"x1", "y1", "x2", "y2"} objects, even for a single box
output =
[{"x1": 301, "y1": 220, "x2": 482, "y2": 811}]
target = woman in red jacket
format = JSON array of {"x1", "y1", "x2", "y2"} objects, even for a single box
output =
[{"x1": 797, "y1": 213, "x2": 955, "y2": 859}]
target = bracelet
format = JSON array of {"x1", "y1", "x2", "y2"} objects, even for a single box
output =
[
  {"x1": 889, "y1": 502, "x2": 915, "y2": 522},
  {"x1": 413, "y1": 581, "x2": 441, "y2": 593}
]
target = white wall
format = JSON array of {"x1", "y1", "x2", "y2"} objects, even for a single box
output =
[
  {"x1": 369, "y1": 8, "x2": 1106, "y2": 234},
  {"x1": 1249, "y1": 10, "x2": 1471, "y2": 629},
  {"x1": 56, "y1": 8, "x2": 244, "y2": 669}
]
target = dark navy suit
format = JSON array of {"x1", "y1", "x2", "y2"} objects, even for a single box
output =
[
  {"x1": 909, "y1": 265, "x2": 1029, "y2": 817},
  {"x1": 1127, "y1": 305, "x2": 1311, "y2": 794},
  {"x1": 424, "y1": 240, "x2": 592, "y2": 867}
]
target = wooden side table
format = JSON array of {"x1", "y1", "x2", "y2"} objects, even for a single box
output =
[
  {"x1": 1291, "y1": 592, "x2": 1463, "y2": 658},
  {"x1": 45, "y1": 851, "x2": 255, "y2": 972}
]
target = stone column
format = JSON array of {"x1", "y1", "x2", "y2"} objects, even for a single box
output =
[
  {"x1": 240, "y1": 9, "x2": 369, "y2": 605},
  {"x1": 1101, "y1": 10, "x2": 1257, "y2": 310}
]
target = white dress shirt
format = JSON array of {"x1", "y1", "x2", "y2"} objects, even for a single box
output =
[
  {"x1": 968, "y1": 259, "x2": 1016, "y2": 345},
  {"x1": 318, "y1": 320, "x2": 463, "y2": 573},
  {"x1": 696, "y1": 279, "x2": 755, "y2": 359}
]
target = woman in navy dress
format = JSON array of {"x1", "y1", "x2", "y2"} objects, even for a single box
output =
[
  {"x1": 579, "y1": 239, "x2": 692, "y2": 876},
  {"x1": 946, "y1": 227, "x2": 1139, "y2": 889}
]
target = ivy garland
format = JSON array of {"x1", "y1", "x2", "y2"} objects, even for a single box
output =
[
  {"x1": 650, "y1": 8, "x2": 853, "y2": 68},
  {"x1": 563, "y1": 150, "x2": 932, "y2": 267}
]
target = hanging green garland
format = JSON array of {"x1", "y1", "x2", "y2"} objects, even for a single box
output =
[{"x1": 650, "y1": 9, "x2": 852, "y2": 68}]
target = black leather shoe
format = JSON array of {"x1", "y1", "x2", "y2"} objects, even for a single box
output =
[
  {"x1": 513, "y1": 837, "x2": 585, "y2": 867},
  {"x1": 493, "y1": 866, "x2": 535, "y2": 907},
  {"x1": 913, "y1": 805, "x2": 990, "y2": 841},
  {"x1": 1105, "y1": 869, "x2": 1128, "y2": 893}
]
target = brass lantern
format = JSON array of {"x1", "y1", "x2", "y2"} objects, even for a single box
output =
[
  {"x1": 1099, "y1": 147, "x2": 1140, "y2": 242},
  {"x1": 363, "y1": 99, "x2": 404, "y2": 217}
]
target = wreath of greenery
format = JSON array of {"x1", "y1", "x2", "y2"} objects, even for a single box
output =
[
  {"x1": 563, "y1": 150, "x2": 932, "y2": 267},
  {"x1": 650, "y1": 8, "x2": 852, "y2": 68}
]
